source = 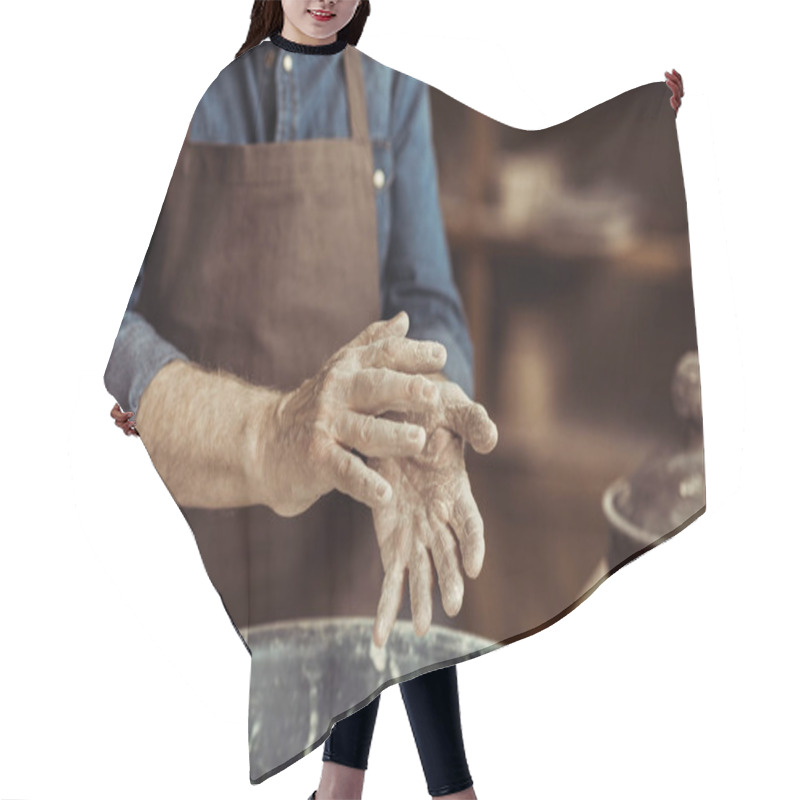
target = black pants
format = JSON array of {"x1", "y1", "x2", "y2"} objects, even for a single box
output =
[{"x1": 323, "y1": 664, "x2": 473, "y2": 797}]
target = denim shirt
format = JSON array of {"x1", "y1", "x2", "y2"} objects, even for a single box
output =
[{"x1": 103, "y1": 34, "x2": 475, "y2": 416}]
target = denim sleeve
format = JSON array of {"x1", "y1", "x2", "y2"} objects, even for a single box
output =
[
  {"x1": 383, "y1": 74, "x2": 475, "y2": 401},
  {"x1": 103, "y1": 258, "x2": 189, "y2": 416}
]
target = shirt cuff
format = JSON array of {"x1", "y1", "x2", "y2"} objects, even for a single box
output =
[{"x1": 103, "y1": 312, "x2": 189, "y2": 417}]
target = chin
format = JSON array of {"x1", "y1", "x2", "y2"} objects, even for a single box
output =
[{"x1": 302, "y1": 25, "x2": 338, "y2": 41}]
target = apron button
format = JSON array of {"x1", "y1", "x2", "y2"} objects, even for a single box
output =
[
  {"x1": 373, "y1": 168, "x2": 385, "y2": 189},
  {"x1": 282, "y1": 54, "x2": 293, "y2": 72}
]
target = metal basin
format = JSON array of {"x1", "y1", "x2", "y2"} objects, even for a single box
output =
[
  {"x1": 247, "y1": 617, "x2": 500, "y2": 781},
  {"x1": 602, "y1": 445, "x2": 706, "y2": 568}
]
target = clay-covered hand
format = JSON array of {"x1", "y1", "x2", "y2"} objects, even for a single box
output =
[
  {"x1": 368, "y1": 378, "x2": 498, "y2": 647},
  {"x1": 665, "y1": 68, "x2": 684, "y2": 115},
  {"x1": 263, "y1": 312, "x2": 449, "y2": 517},
  {"x1": 111, "y1": 402, "x2": 139, "y2": 436}
]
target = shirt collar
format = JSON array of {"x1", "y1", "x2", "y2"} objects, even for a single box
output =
[{"x1": 270, "y1": 30, "x2": 348, "y2": 55}]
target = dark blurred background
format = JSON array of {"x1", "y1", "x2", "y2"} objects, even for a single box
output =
[{"x1": 422, "y1": 80, "x2": 703, "y2": 643}]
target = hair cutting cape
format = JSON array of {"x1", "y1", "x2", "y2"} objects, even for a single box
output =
[{"x1": 115, "y1": 45, "x2": 705, "y2": 784}]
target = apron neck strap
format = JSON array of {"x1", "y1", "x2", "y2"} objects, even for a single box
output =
[
  {"x1": 181, "y1": 45, "x2": 370, "y2": 145},
  {"x1": 342, "y1": 46, "x2": 370, "y2": 145}
]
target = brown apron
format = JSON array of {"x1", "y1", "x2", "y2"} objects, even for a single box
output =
[{"x1": 134, "y1": 46, "x2": 383, "y2": 651}]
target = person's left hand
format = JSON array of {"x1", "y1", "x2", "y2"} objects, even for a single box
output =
[
  {"x1": 665, "y1": 68, "x2": 684, "y2": 115},
  {"x1": 367, "y1": 378, "x2": 498, "y2": 648}
]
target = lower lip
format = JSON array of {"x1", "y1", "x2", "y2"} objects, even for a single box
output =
[{"x1": 308, "y1": 10, "x2": 335, "y2": 22}]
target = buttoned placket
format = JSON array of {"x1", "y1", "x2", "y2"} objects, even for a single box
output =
[{"x1": 273, "y1": 50, "x2": 296, "y2": 142}]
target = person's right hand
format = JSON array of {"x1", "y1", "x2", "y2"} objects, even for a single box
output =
[{"x1": 258, "y1": 311, "x2": 448, "y2": 517}]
